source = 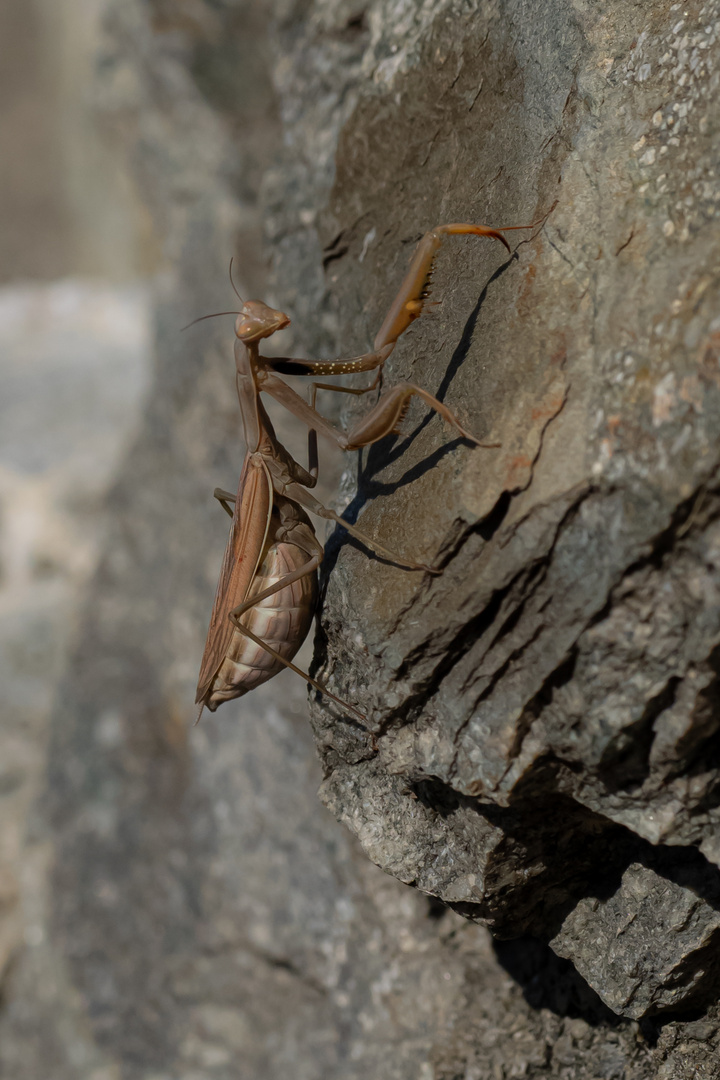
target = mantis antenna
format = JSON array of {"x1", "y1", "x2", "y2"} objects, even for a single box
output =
[
  {"x1": 180, "y1": 259, "x2": 245, "y2": 331},
  {"x1": 180, "y1": 310, "x2": 241, "y2": 332},
  {"x1": 228, "y1": 258, "x2": 244, "y2": 305}
]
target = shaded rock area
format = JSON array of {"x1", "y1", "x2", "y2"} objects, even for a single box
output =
[{"x1": 12, "y1": 0, "x2": 720, "y2": 1077}]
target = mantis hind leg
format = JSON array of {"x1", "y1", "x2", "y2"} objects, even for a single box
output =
[
  {"x1": 226, "y1": 556, "x2": 366, "y2": 722},
  {"x1": 283, "y1": 480, "x2": 439, "y2": 574},
  {"x1": 230, "y1": 619, "x2": 365, "y2": 721}
]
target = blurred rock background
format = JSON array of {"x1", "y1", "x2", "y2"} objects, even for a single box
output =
[
  {"x1": 2, "y1": 1, "x2": 720, "y2": 1078},
  {"x1": 0, "y1": 0, "x2": 153, "y2": 1073}
]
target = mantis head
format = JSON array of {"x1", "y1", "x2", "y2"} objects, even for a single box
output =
[{"x1": 235, "y1": 301, "x2": 291, "y2": 343}]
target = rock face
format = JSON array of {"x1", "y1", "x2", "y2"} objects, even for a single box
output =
[
  {"x1": 24, "y1": 0, "x2": 720, "y2": 1077},
  {"x1": 312, "y1": 0, "x2": 720, "y2": 1022},
  {"x1": 550, "y1": 860, "x2": 720, "y2": 1019}
]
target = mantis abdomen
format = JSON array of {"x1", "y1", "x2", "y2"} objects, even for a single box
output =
[{"x1": 204, "y1": 539, "x2": 318, "y2": 712}]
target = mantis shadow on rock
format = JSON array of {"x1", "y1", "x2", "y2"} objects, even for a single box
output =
[{"x1": 321, "y1": 252, "x2": 518, "y2": 581}]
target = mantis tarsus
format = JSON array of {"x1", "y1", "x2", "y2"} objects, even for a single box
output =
[{"x1": 194, "y1": 221, "x2": 536, "y2": 720}]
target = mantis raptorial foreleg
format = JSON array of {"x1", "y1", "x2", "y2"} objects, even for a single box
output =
[
  {"x1": 264, "y1": 220, "x2": 533, "y2": 389},
  {"x1": 372, "y1": 222, "x2": 519, "y2": 350},
  {"x1": 268, "y1": 345, "x2": 393, "y2": 381}
]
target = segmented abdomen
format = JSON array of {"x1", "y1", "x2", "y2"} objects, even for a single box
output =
[{"x1": 205, "y1": 540, "x2": 317, "y2": 711}]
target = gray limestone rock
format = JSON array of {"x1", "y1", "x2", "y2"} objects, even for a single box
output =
[
  {"x1": 20, "y1": 0, "x2": 720, "y2": 1077},
  {"x1": 309, "y1": 0, "x2": 720, "y2": 1024},
  {"x1": 551, "y1": 862, "x2": 720, "y2": 1018}
]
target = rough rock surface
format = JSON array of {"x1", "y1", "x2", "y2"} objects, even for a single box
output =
[
  {"x1": 313, "y1": 0, "x2": 720, "y2": 1023},
  {"x1": 16, "y1": 0, "x2": 720, "y2": 1077}
]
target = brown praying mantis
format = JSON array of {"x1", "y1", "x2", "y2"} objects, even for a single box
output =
[{"x1": 194, "y1": 220, "x2": 536, "y2": 721}]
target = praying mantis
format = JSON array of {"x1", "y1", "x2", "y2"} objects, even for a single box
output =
[{"x1": 194, "y1": 220, "x2": 536, "y2": 720}]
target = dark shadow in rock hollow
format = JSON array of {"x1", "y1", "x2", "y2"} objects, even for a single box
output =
[
  {"x1": 493, "y1": 845, "x2": 720, "y2": 1031},
  {"x1": 495, "y1": 935, "x2": 720, "y2": 1040},
  {"x1": 638, "y1": 1005, "x2": 714, "y2": 1047},
  {"x1": 409, "y1": 773, "x2": 720, "y2": 1026},
  {"x1": 411, "y1": 775, "x2": 636, "y2": 938},
  {"x1": 638, "y1": 842, "x2": 720, "y2": 912},
  {"x1": 493, "y1": 936, "x2": 622, "y2": 1027}
]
